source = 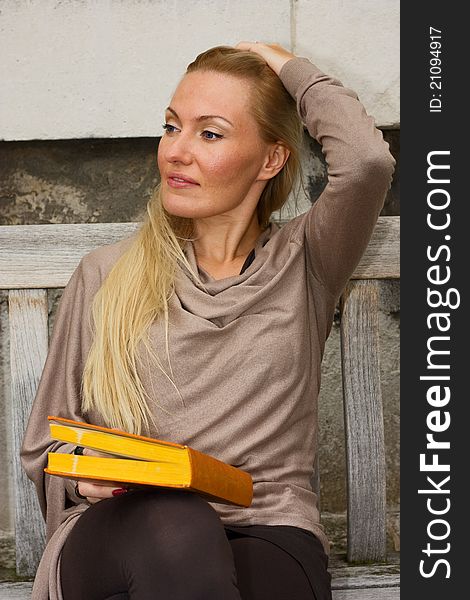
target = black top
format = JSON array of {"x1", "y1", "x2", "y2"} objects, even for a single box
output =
[{"x1": 239, "y1": 248, "x2": 256, "y2": 275}]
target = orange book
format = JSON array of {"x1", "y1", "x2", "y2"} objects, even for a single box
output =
[{"x1": 45, "y1": 416, "x2": 253, "y2": 507}]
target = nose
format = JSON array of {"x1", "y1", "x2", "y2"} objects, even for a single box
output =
[{"x1": 161, "y1": 130, "x2": 194, "y2": 165}]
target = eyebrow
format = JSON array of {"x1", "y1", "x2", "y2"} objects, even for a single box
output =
[{"x1": 165, "y1": 107, "x2": 234, "y2": 127}]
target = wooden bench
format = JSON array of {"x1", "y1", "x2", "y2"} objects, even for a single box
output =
[{"x1": 0, "y1": 216, "x2": 400, "y2": 599}]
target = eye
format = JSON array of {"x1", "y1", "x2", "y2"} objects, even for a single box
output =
[
  {"x1": 162, "y1": 123, "x2": 178, "y2": 134},
  {"x1": 201, "y1": 130, "x2": 223, "y2": 141}
]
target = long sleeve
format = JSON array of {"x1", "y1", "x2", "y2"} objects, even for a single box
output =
[
  {"x1": 20, "y1": 254, "x2": 103, "y2": 540},
  {"x1": 278, "y1": 57, "x2": 396, "y2": 299}
]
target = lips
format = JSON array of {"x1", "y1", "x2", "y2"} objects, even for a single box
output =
[{"x1": 167, "y1": 173, "x2": 199, "y2": 185}]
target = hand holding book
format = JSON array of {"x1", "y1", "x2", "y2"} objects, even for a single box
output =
[
  {"x1": 46, "y1": 416, "x2": 253, "y2": 507},
  {"x1": 74, "y1": 447, "x2": 131, "y2": 503}
]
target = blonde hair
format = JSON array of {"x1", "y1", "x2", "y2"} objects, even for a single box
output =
[{"x1": 81, "y1": 46, "x2": 304, "y2": 434}]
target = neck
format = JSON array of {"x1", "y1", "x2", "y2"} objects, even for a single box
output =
[{"x1": 192, "y1": 211, "x2": 263, "y2": 264}]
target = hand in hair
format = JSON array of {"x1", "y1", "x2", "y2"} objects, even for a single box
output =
[{"x1": 235, "y1": 41, "x2": 296, "y2": 76}]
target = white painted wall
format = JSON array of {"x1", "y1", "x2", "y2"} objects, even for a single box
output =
[
  {"x1": 295, "y1": 0, "x2": 399, "y2": 128},
  {"x1": 0, "y1": 0, "x2": 399, "y2": 138}
]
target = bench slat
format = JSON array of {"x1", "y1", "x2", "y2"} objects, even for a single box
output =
[
  {"x1": 0, "y1": 222, "x2": 140, "y2": 289},
  {"x1": 0, "y1": 582, "x2": 400, "y2": 600},
  {"x1": 9, "y1": 290, "x2": 47, "y2": 576},
  {"x1": 0, "y1": 581, "x2": 400, "y2": 600},
  {"x1": 0, "y1": 217, "x2": 399, "y2": 289},
  {"x1": 332, "y1": 588, "x2": 399, "y2": 600},
  {"x1": 340, "y1": 280, "x2": 387, "y2": 562},
  {"x1": 0, "y1": 583, "x2": 32, "y2": 600},
  {"x1": 331, "y1": 572, "x2": 400, "y2": 589}
]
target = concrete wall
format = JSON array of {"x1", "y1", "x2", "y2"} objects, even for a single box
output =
[
  {"x1": 0, "y1": 0, "x2": 399, "y2": 140},
  {"x1": 0, "y1": 0, "x2": 400, "y2": 541}
]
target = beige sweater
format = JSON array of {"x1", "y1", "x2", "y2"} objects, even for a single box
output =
[{"x1": 20, "y1": 56, "x2": 395, "y2": 600}]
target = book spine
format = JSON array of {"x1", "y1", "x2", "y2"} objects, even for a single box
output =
[{"x1": 187, "y1": 448, "x2": 253, "y2": 508}]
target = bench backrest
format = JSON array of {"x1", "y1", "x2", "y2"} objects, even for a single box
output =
[{"x1": 0, "y1": 217, "x2": 399, "y2": 577}]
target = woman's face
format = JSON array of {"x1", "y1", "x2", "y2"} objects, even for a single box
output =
[{"x1": 157, "y1": 70, "x2": 273, "y2": 221}]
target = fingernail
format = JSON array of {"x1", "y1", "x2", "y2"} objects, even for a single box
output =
[{"x1": 112, "y1": 488, "x2": 128, "y2": 496}]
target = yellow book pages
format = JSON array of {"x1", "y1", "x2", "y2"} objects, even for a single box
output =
[
  {"x1": 45, "y1": 453, "x2": 252, "y2": 506},
  {"x1": 48, "y1": 416, "x2": 186, "y2": 462},
  {"x1": 49, "y1": 422, "x2": 183, "y2": 462},
  {"x1": 46, "y1": 453, "x2": 192, "y2": 487}
]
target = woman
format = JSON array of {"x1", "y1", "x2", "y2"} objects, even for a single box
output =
[{"x1": 21, "y1": 41, "x2": 395, "y2": 599}]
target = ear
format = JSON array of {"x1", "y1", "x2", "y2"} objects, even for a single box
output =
[{"x1": 257, "y1": 142, "x2": 291, "y2": 181}]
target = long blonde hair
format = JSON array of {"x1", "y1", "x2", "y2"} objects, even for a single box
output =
[{"x1": 81, "y1": 46, "x2": 304, "y2": 434}]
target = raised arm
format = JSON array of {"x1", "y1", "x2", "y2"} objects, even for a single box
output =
[{"x1": 237, "y1": 42, "x2": 396, "y2": 298}]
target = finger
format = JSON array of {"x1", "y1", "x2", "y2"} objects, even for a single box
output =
[
  {"x1": 234, "y1": 41, "x2": 271, "y2": 64},
  {"x1": 235, "y1": 41, "x2": 283, "y2": 51},
  {"x1": 77, "y1": 480, "x2": 127, "y2": 499},
  {"x1": 234, "y1": 42, "x2": 294, "y2": 76},
  {"x1": 82, "y1": 447, "x2": 112, "y2": 458},
  {"x1": 235, "y1": 41, "x2": 263, "y2": 51},
  {"x1": 86, "y1": 496, "x2": 104, "y2": 505}
]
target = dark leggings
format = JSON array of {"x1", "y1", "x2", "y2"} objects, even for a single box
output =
[{"x1": 60, "y1": 489, "x2": 321, "y2": 599}]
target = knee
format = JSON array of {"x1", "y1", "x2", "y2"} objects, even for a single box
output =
[
  {"x1": 66, "y1": 489, "x2": 238, "y2": 594},
  {"x1": 116, "y1": 489, "x2": 226, "y2": 549},
  {"x1": 116, "y1": 490, "x2": 234, "y2": 575}
]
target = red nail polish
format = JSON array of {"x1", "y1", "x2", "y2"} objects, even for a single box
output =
[{"x1": 112, "y1": 488, "x2": 128, "y2": 496}]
